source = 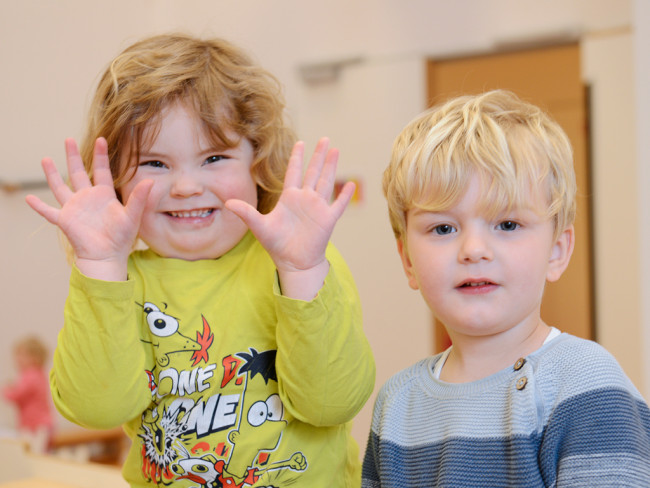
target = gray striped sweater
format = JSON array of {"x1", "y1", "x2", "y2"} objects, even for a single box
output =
[{"x1": 362, "y1": 334, "x2": 650, "y2": 487}]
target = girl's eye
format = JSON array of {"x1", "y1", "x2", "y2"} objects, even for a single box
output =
[
  {"x1": 498, "y1": 221, "x2": 519, "y2": 231},
  {"x1": 433, "y1": 224, "x2": 456, "y2": 235},
  {"x1": 205, "y1": 155, "x2": 226, "y2": 164},
  {"x1": 140, "y1": 160, "x2": 166, "y2": 168}
]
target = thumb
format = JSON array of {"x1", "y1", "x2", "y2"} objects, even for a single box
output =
[
  {"x1": 225, "y1": 199, "x2": 262, "y2": 231},
  {"x1": 25, "y1": 194, "x2": 60, "y2": 226},
  {"x1": 124, "y1": 179, "x2": 154, "y2": 227}
]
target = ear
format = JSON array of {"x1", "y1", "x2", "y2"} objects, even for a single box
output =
[
  {"x1": 546, "y1": 225, "x2": 575, "y2": 283},
  {"x1": 397, "y1": 238, "x2": 420, "y2": 290}
]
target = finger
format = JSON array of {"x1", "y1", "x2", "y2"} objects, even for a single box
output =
[
  {"x1": 224, "y1": 199, "x2": 262, "y2": 233},
  {"x1": 41, "y1": 157, "x2": 72, "y2": 205},
  {"x1": 91, "y1": 137, "x2": 115, "y2": 188},
  {"x1": 123, "y1": 179, "x2": 153, "y2": 225},
  {"x1": 314, "y1": 147, "x2": 339, "y2": 198},
  {"x1": 25, "y1": 194, "x2": 60, "y2": 225},
  {"x1": 302, "y1": 137, "x2": 330, "y2": 189},
  {"x1": 329, "y1": 181, "x2": 356, "y2": 220},
  {"x1": 283, "y1": 141, "x2": 305, "y2": 190},
  {"x1": 65, "y1": 138, "x2": 92, "y2": 192}
]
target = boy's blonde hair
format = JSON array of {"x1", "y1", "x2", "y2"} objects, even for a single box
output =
[
  {"x1": 383, "y1": 89, "x2": 576, "y2": 241},
  {"x1": 81, "y1": 33, "x2": 295, "y2": 213}
]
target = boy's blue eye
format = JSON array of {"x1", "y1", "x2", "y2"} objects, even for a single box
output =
[
  {"x1": 205, "y1": 155, "x2": 225, "y2": 164},
  {"x1": 498, "y1": 221, "x2": 519, "y2": 231},
  {"x1": 434, "y1": 224, "x2": 456, "y2": 235}
]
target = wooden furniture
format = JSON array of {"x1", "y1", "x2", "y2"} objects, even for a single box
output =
[
  {"x1": 0, "y1": 438, "x2": 128, "y2": 488},
  {"x1": 50, "y1": 427, "x2": 129, "y2": 466}
]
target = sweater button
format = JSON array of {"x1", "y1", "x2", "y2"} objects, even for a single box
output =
[
  {"x1": 516, "y1": 376, "x2": 528, "y2": 390},
  {"x1": 514, "y1": 358, "x2": 526, "y2": 371}
]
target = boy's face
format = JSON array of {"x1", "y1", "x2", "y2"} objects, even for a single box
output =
[
  {"x1": 119, "y1": 101, "x2": 258, "y2": 260},
  {"x1": 398, "y1": 175, "x2": 573, "y2": 342}
]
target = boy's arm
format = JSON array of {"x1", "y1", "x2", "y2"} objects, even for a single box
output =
[
  {"x1": 540, "y1": 349, "x2": 650, "y2": 486},
  {"x1": 544, "y1": 387, "x2": 650, "y2": 486},
  {"x1": 50, "y1": 266, "x2": 152, "y2": 429},
  {"x1": 274, "y1": 244, "x2": 375, "y2": 426}
]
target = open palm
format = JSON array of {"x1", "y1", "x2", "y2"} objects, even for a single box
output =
[
  {"x1": 26, "y1": 138, "x2": 152, "y2": 280},
  {"x1": 226, "y1": 138, "x2": 355, "y2": 274}
]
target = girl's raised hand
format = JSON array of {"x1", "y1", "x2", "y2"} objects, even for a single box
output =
[
  {"x1": 25, "y1": 138, "x2": 152, "y2": 281},
  {"x1": 225, "y1": 138, "x2": 355, "y2": 300}
]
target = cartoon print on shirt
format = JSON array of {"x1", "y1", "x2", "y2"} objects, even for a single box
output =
[
  {"x1": 213, "y1": 348, "x2": 308, "y2": 487},
  {"x1": 133, "y1": 298, "x2": 307, "y2": 487},
  {"x1": 140, "y1": 302, "x2": 214, "y2": 367},
  {"x1": 139, "y1": 301, "x2": 214, "y2": 397},
  {"x1": 171, "y1": 443, "x2": 220, "y2": 488},
  {"x1": 140, "y1": 400, "x2": 193, "y2": 483},
  {"x1": 135, "y1": 301, "x2": 217, "y2": 484},
  {"x1": 140, "y1": 392, "x2": 241, "y2": 485}
]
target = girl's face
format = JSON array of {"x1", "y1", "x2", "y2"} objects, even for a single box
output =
[{"x1": 118, "y1": 101, "x2": 258, "y2": 260}]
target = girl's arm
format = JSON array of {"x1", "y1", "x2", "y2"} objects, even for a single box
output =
[
  {"x1": 227, "y1": 138, "x2": 375, "y2": 424},
  {"x1": 274, "y1": 244, "x2": 375, "y2": 426},
  {"x1": 50, "y1": 266, "x2": 151, "y2": 429}
]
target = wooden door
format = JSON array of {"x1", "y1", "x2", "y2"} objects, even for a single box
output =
[{"x1": 427, "y1": 44, "x2": 594, "y2": 351}]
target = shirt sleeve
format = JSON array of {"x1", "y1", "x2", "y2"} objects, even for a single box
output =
[
  {"x1": 274, "y1": 243, "x2": 375, "y2": 426},
  {"x1": 50, "y1": 265, "x2": 152, "y2": 429},
  {"x1": 539, "y1": 352, "x2": 650, "y2": 487}
]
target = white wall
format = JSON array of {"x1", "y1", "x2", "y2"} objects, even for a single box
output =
[{"x1": 1, "y1": 0, "x2": 644, "y2": 453}]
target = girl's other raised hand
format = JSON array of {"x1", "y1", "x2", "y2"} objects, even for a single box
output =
[
  {"x1": 225, "y1": 137, "x2": 355, "y2": 301},
  {"x1": 25, "y1": 138, "x2": 152, "y2": 281}
]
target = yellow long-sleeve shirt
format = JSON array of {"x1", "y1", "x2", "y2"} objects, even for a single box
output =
[{"x1": 51, "y1": 232, "x2": 375, "y2": 487}]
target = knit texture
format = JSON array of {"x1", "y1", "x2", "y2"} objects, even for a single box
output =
[{"x1": 362, "y1": 334, "x2": 650, "y2": 487}]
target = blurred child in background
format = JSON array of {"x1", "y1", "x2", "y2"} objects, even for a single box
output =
[{"x1": 3, "y1": 336, "x2": 54, "y2": 452}]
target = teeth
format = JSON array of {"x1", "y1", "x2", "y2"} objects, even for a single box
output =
[
  {"x1": 169, "y1": 209, "x2": 213, "y2": 218},
  {"x1": 466, "y1": 281, "x2": 488, "y2": 287}
]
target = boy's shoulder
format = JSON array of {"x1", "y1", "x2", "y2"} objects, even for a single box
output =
[
  {"x1": 531, "y1": 333, "x2": 643, "y2": 400},
  {"x1": 534, "y1": 333, "x2": 621, "y2": 370},
  {"x1": 375, "y1": 356, "x2": 439, "y2": 403}
]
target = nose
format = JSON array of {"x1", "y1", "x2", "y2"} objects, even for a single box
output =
[
  {"x1": 170, "y1": 169, "x2": 203, "y2": 198},
  {"x1": 458, "y1": 227, "x2": 493, "y2": 263}
]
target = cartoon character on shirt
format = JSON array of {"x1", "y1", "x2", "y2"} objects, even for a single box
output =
[
  {"x1": 138, "y1": 301, "x2": 216, "y2": 483},
  {"x1": 215, "y1": 348, "x2": 307, "y2": 486},
  {"x1": 139, "y1": 301, "x2": 214, "y2": 397},
  {"x1": 168, "y1": 348, "x2": 307, "y2": 487}
]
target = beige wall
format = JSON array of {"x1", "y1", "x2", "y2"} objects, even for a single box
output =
[
  {"x1": 634, "y1": 0, "x2": 650, "y2": 398},
  {"x1": 1, "y1": 0, "x2": 646, "y2": 453},
  {"x1": 582, "y1": 31, "x2": 642, "y2": 389}
]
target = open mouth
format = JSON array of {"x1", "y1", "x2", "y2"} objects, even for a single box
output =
[
  {"x1": 167, "y1": 208, "x2": 215, "y2": 218},
  {"x1": 460, "y1": 281, "x2": 492, "y2": 287},
  {"x1": 457, "y1": 280, "x2": 498, "y2": 291}
]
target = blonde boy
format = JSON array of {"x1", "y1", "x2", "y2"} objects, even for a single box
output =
[{"x1": 362, "y1": 90, "x2": 650, "y2": 487}]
